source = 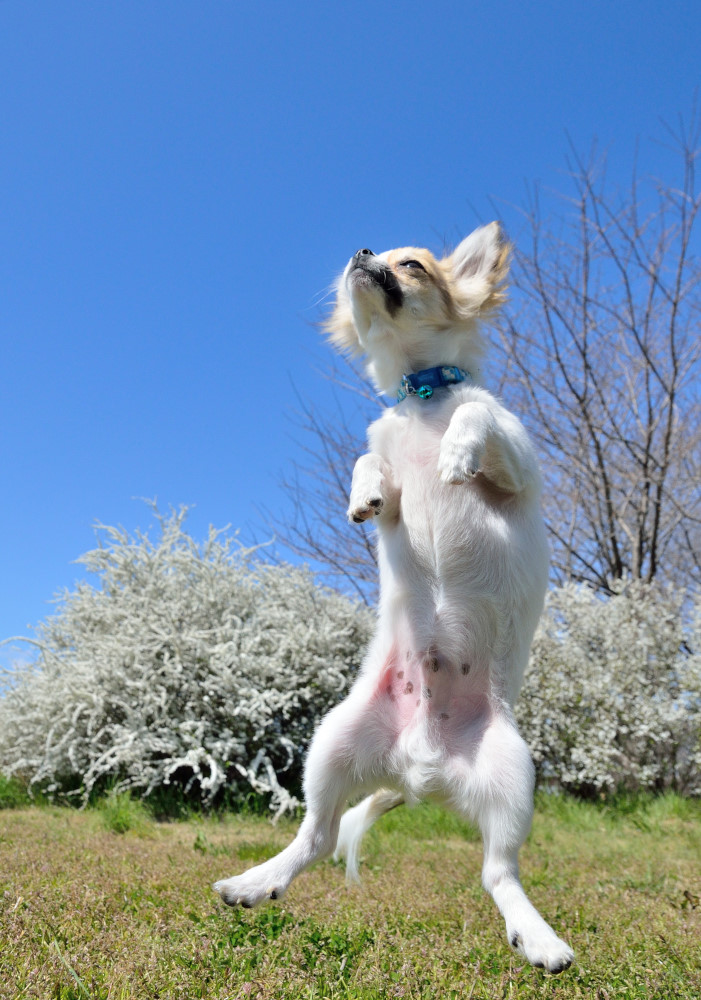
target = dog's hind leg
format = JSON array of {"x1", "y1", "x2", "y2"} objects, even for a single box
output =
[
  {"x1": 214, "y1": 685, "x2": 392, "y2": 909},
  {"x1": 453, "y1": 715, "x2": 574, "y2": 973},
  {"x1": 334, "y1": 788, "x2": 404, "y2": 881}
]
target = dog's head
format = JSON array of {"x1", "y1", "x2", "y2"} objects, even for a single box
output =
[{"x1": 325, "y1": 222, "x2": 510, "y2": 395}]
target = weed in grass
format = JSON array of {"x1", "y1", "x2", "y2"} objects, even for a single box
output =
[
  {"x1": 193, "y1": 830, "x2": 211, "y2": 854},
  {"x1": 50, "y1": 937, "x2": 91, "y2": 1000},
  {"x1": 191, "y1": 830, "x2": 234, "y2": 856},
  {"x1": 236, "y1": 839, "x2": 293, "y2": 862},
  {"x1": 95, "y1": 789, "x2": 151, "y2": 835},
  {"x1": 300, "y1": 921, "x2": 375, "y2": 974},
  {"x1": 0, "y1": 774, "x2": 31, "y2": 809}
]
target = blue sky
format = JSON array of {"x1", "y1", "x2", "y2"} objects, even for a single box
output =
[{"x1": 1, "y1": 0, "x2": 699, "y2": 661}]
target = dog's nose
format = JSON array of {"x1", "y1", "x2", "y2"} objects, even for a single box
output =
[{"x1": 354, "y1": 248, "x2": 374, "y2": 258}]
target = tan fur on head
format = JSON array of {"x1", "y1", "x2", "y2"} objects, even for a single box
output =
[
  {"x1": 440, "y1": 221, "x2": 511, "y2": 321},
  {"x1": 324, "y1": 222, "x2": 511, "y2": 395},
  {"x1": 324, "y1": 280, "x2": 360, "y2": 357}
]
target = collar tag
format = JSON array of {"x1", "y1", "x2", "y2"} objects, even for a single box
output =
[{"x1": 397, "y1": 365, "x2": 471, "y2": 402}]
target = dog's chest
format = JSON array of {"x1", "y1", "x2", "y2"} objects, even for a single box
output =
[{"x1": 371, "y1": 401, "x2": 449, "y2": 479}]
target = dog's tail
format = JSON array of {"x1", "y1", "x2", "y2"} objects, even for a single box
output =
[{"x1": 333, "y1": 788, "x2": 405, "y2": 882}]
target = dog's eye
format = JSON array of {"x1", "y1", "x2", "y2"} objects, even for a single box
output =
[{"x1": 400, "y1": 259, "x2": 426, "y2": 271}]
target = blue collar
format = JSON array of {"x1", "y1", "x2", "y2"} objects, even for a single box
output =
[{"x1": 397, "y1": 365, "x2": 471, "y2": 402}]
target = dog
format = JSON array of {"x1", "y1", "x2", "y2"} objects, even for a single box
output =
[{"x1": 214, "y1": 223, "x2": 574, "y2": 973}]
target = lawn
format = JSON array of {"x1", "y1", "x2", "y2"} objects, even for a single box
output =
[{"x1": 0, "y1": 793, "x2": 699, "y2": 999}]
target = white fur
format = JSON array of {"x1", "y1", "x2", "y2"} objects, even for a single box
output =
[{"x1": 214, "y1": 225, "x2": 574, "y2": 974}]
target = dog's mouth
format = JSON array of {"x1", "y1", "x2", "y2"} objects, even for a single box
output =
[{"x1": 348, "y1": 258, "x2": 404, "y2": 316}]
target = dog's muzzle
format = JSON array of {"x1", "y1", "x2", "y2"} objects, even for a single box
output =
[{"x1": 349, "y1": 249, "x2": 403, "y2": 315}]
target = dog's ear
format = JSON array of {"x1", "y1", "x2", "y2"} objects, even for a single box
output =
[
  {"x1": 324, "y1": 282, "x2": 362, "y2": 356},
  {"x1": 443, "y1": 222, "x2": 511, "y2": 317}
]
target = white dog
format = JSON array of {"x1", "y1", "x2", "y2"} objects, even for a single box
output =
[{"x1": 215, "y1": 223, "x2": 574, "y2": 973}]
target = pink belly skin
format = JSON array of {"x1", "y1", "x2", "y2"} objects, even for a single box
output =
[{"x1": 372, "y1": 646, "x2": 490, "y2": 755}]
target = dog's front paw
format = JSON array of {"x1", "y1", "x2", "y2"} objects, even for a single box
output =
[
  {"x1": 437, "y1": 437, "x2": 483, "y2": 485},
  {"x1": 347, "y1": 496, "x2": 384, "y2": 524},
  {"x1": 214, "y1": 862, "x2": 287, "y2": 909}
]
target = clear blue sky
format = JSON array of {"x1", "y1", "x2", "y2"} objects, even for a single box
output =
[{"x1": 1, "y1": 0, "x2": 699, "y2": 662}]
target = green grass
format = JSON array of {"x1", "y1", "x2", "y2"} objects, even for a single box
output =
[
  {"x1": 0, "y1": 794, "x2": 699, "y2": 999},
  {"x1": 0, "y1": 774, "x2": 32, "y2": 810},
  {"x1": 94, "y1": 789, "x2": 153, "y2": 835}
]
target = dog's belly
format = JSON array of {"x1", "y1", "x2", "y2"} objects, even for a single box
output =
[
  {"x1": 371, "y1": 644, "x2": 492, "y2": 796},
  {"x1": 370, "y1": 398, "x2": 548, "y2": 706}
]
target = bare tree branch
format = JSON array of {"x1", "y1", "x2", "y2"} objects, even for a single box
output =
[
  {"x1": 264, "y1": 359, "x2": 384, "y2": 605},
  {"x1": 499, "y1": 116, "x2": 701, "y2": 591},
  {"x1": 272, "y1": 117, "x2": 701, "y2": 597}
]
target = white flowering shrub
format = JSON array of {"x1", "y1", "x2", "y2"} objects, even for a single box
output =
[
  {"x1": 2, "y1": 510, "x2": 698, "y2": 809},
  {"x1": 0, "y1": 508, "x2": 372, "y2": 816},
  {"x1": 516, "y1": 580, "x2": 701, "y2": 797}
]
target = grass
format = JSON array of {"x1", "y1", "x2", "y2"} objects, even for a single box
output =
[
  {"x1": 95, "y1": 789, "x2": 154, "y2": 835},
  {"x1": 0, "y1": 774, "x2": 32, "y2": 810},
  {"x1": 0, "y1": 793, "x2": 699, "y2": 999}
]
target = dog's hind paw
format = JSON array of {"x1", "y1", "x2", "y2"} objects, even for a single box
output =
[
  {"x1": 214, "y1": 864, "x2": 287, "y2": 909},
  {"x1": 508, "y1": 926, "x2": 574, "y2": 974}
]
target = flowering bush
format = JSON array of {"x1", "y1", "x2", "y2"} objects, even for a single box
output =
[
  {"x1": 1, "y1": 508, "x2": 698, "y2": 810},
  {"x1": 0, "y1": 508, "x2": 372, "y2": 816},
  {"x1": 516, "y1": 580, "x2": 701, "y2": 797}
]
